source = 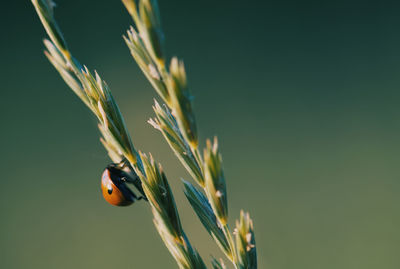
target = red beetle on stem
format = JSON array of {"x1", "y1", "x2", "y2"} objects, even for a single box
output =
[{"x1": 101, "y1": 159, "x2": 147, "y2": 206}]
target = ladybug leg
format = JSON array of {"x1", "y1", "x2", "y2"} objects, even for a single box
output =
[
  {"x1": 121, "y1": 176, "x2": 148, "y2": 201},
  {"x1": 117, "y1": 158, "x2": 130, "y2": 169},
  {"x1": 107, "y1": 159, "x2": 148, "y2": 201},
  {"x1": 137, "y1": 195, "x2": 147, "y2": 201},
  {"x1": 120, "y1": 172, "x2": 140, "y2": 183},
  {"x1": 106, "y1": 158, "x2": 129, "y2": 170},
  {"x1": 120, "y1": 183, "x2": 139, "y2": 203}
]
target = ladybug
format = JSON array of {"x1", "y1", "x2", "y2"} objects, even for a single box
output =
[{"x1": 101, "y1": 160, "x2": 146, "y2": 206}]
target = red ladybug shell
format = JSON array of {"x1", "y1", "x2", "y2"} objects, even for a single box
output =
[{"x1": 101, "y1": 168, "x2": 134, "y2": 206}]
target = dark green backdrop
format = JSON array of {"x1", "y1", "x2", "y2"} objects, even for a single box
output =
[{"x1": 1, "y1": 0, "x2": 400, "y2": 268}]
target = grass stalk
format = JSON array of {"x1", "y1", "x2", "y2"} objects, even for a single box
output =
[
  {"x1": 122, "y1": 0, "x2": 257, "y2": 268},
  {"x1": 32, "y1": 0, "x2": 205, "y2": 268},
  {"x1": 32, "y1": 0, "x2": 258, "y2": 268}
]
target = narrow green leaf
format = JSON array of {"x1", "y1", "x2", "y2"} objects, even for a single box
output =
[{"x1": 183, "y1": 180, "x2": 231, "y2": 257}]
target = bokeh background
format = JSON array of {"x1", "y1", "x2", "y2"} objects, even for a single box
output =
[{"x1": 1, "y1": 0, "x2": 400, "y2": 268}]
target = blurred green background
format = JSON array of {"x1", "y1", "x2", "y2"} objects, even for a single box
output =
[{"x1": 1, "y1": 0, "x2": 400, "y2": 268}]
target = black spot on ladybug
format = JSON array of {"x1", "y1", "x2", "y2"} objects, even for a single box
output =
[{"x1": 108, "y1": 187, "x2": 113, "y2": 195}]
